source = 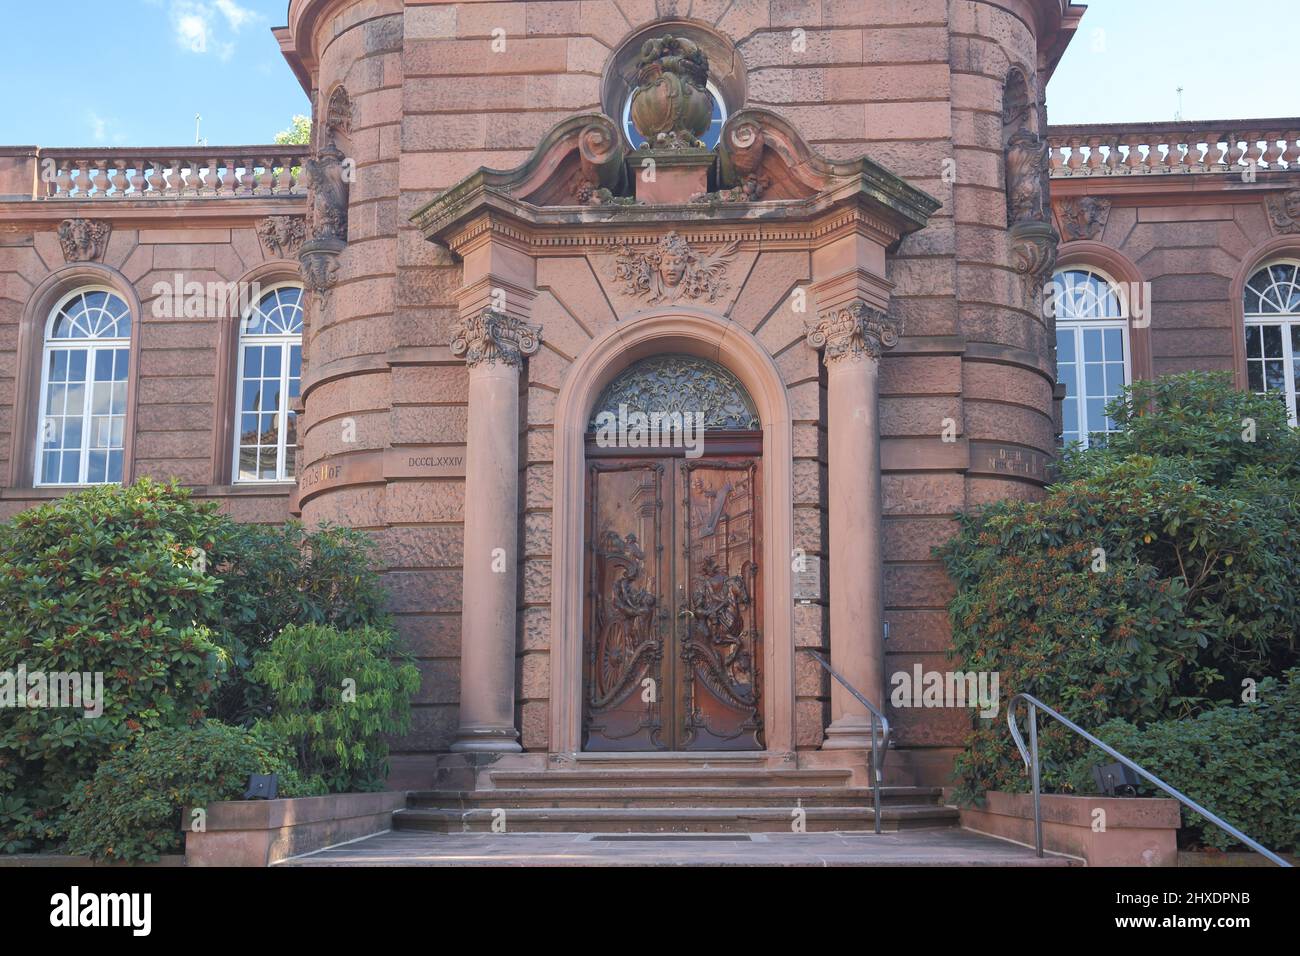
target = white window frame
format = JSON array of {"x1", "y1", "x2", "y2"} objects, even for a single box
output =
[
  {"x1": 1243, "y1": 259, "x2": 1300, "y2": 426},
  {"x1": 34, "y1": 286, "x2": 132, "y2": 487},
  {"x1": 1053, "y1": 266, "x2": 1132, "y2": 449},
  {"x1": 232, "y1": 283, "x2": 303, "y2": 483},
  {"x1": 622, "y1": 80, "x2": 728, "y2": 150}
]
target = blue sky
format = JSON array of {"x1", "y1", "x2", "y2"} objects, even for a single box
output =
[{"x1": 0, "y1": 0, "x2": 1293, "y2": 147}]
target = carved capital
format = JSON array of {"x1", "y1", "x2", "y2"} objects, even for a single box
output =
[
  {"x1": 57, "y1": 218, "x2": 110, "y2": 262},
  {"x1": 451, "y1": 309, "x2": 541, "y2": 369},
  {"x1": 805, "y1": 302, "x2": 899, "y2": 365}
]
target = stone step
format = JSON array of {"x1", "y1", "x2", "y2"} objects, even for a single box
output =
[
  {"x1": 393, "y1": 804, "x2": 960, "y2": 834},
  {"x1": 408, "y1": 786, "x2": 943, "y2": 810},
  {"x1": 487, "y1": 768, "x2": 854, "y2": 789}
]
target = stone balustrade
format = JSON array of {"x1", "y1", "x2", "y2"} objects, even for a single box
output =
[
  {"x1": 1047, "y1": 119, "x2": 1300, "y2": 177},
  {"x1": 12, "y1": 146, "x2": 309, "y2": 200}
]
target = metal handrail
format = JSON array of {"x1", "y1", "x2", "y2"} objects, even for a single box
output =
[
  {"x1": 1007, "y1": 692, "x2": 1292, "y2": 867},
  {"x1": 800, "y1": 649, "x2": 890, "y2": 834}
]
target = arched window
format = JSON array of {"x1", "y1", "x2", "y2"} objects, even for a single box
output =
[
  {"x1": 36, "y1": 288, "x2": 131, "y2": 485},
  {"x1": 233, "y1": 284, "x2": 303, "y2": 482},
  {"x1": 1052, "y1": 267, "x2": 1130, "y2": 448},
  {"x1": 1243, "y1": 260, "x2": 1300, "y2": 425},
  {"x1": 622, "y1": 81, "x2": 728, "y2": 150}
]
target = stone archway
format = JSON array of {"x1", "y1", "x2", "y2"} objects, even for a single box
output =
[{"x1": 550, "y1": 309, "x2": 796, "y2": 756}]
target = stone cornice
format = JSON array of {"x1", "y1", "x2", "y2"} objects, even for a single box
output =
[
  {"x1": 420, "y1": 190, "x2": 920, "y2": 263},
  {"x1": 0, "y1": 197, "x2": 307, "y2": 227}
]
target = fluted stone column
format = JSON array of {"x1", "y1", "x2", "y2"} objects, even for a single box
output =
[
  {"x1": 449, "y1": 309, "x2": 541, "y2": 753},
  {"x1": 806, "y1": 302, "x2": 898, "y2": 750}
]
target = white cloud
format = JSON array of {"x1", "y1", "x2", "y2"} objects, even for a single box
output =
[
  {"x1": 168, "y1": 0, "x2": 261, "y2": 56},
  {"x1": 171, "y1": 2, "x2": 211, "y2": 53},
  {"x1": 214, "y1": 0, "x2": 256, "y2": 31},
  {"x1": 87, "y1": 112, "x2": 129, "y2": 145}
]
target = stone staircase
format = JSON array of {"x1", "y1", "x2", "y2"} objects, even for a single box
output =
[{"x1": 393, "y1": 756, "x2": 959, "y2": 834}]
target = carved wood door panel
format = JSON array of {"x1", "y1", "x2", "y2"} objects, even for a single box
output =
[{"x1": 583, "y1": 452, "x2": 763, "y2": 751}]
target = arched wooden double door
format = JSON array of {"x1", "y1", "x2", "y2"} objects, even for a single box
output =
[{"x1": 581, "y1": 355, "x2": 764, "y2": 751}]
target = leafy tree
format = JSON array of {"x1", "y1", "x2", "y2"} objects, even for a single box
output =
[
  {"x1": 63, "y1": 722, "x2": 317, "y2": 863},
  {"x1": 939, "y1": 373, "x2": 1300, "y2": 803},
  {"x1": 0, "y1": 481, "x2": 228, "y2": 850},
  {"x1": 251, "y1": 624, "x2": 420, "y2": 793},
  {"x1": 274, "y1": 114, "x2": 311, "y2": 146}
]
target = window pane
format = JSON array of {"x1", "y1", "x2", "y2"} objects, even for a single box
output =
[
  {"x1": 87, "y1": 450, "x2": 107, "y2": 484},
  {"x1": 1085, "y1": 363, "x2": 1104, "y2": 395},
  {"x1": 1087, "y1": 398, "x2": 1107, "y2": 434},
  {"x1": 1263, "y1": 325, "x2": 1283, "y2": 357},
  {"x1": 41, "y1": 451, "x2": 60, "y2": 484},
  {"x1": 1083, "y1": 328, "x2": 1103, "y2": 358},
  {"x1": 91, "y1": 382, "x2": 112, "y2": 415},
  {"x1": 263, "y1": 345, "x2": 281, "y2": 378},
  {"x1": 1056, "y1": 330, "x2": 1075, "y2": 363},
  {"x1": 1266, "y1": 360, "x2": 1286, "y2": 391},
  {"x1": 1248, "y1": 362, "x2": 1264, "y2": 392},
  {"x1": 1103, "y1": 328, "x2": 1124, "y2": 361},
  {"x1": 93, "y1": 349, "x2": 113, "y2": 380},
  {"x1": 1245, "y1": 325, "x2": 1262, "y2": 357}
]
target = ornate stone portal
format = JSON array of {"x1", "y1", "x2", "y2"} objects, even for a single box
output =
[{"x1": 413, "y1": 35, "x2": 939, "y2": 758}]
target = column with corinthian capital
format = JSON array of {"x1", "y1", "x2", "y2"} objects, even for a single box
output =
[
  {"x1": 806, "y1": 302, "x2": 899, "y2": 749},
  {"x1": 450, "y1": 309, "x2": 541, "y2": 753}
]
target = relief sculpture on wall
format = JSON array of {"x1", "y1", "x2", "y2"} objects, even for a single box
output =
[{"x1": 611, "y1": 231, "x2": 738, "y2": 303}]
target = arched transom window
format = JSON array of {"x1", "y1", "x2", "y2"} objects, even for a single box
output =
[
  {"x1": 36, "y1": 288, "x2": 131, "y2": 485},
  {"x1": 1052, "y1": 267, "x2": 1131, "y2": 448},
  {"x1": 234, "y1": 285, "x2": 303, "y2": 482},
  {"x1": 1243, "y1": 261, "x2": 1300, "y2": 426}
]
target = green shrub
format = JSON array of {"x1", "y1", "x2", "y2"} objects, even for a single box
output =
[
  {"x1": 1064, "y1": 670, "x2": 1300, "y2": 854},
  {"x1": 0, "y1": 480, "x2": 228, "y2": 851},
  {"x1": 250, "y1": 624, "x2": 420, "y2": 793},
  {"x1": 63, "y1": 722, "x2": 319, "y2": 863},
  {"x1": 207, "y1": 521, "x2": 387, "y2": 725},
  {"x1": 939, "y1": 373, "x2": 1300, "y2": 804}
]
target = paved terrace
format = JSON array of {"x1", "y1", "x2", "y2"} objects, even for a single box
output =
[{"x1": 280, "y1": 828, "x2": 1078, "y2": 867}]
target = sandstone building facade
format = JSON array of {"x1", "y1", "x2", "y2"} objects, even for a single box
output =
[{"x1": 0, "y1": 0, "x2": 1297, "y2": 794}]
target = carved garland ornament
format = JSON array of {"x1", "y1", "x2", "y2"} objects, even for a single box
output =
[
  {"x1": 612, "y1": 231, "x2": 738, "y2": 303},
  {"x1": 57, "y1": 218, "x2": 111, "y2": 262},
  {"x1": 450, "y1": 309, "x2": 542, "y2": 368},
  {"x1": 805, "y1": 302, "x2": 900, "y2": 365}
]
